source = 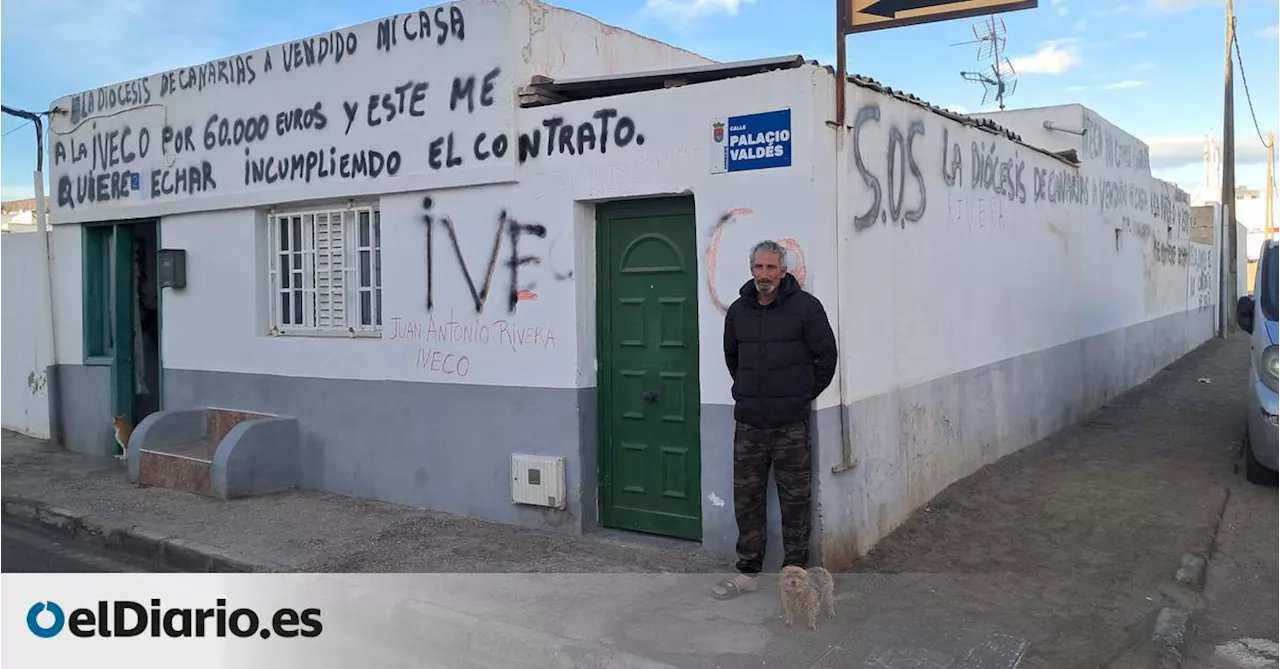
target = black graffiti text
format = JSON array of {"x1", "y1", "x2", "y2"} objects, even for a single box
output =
[
  {"x1": 1152, "y1": 237, "x2": 1189, "y2": 266},
  {"x1": 281, "y1": 30, "x2": 358, "y2": 72},
  {"x1": 449, "y1": 67, "x2": 501, "y2": 113},
  {"x1": 152, "y1": 162, "x2": 217, "y2": 197},
  {"x1": 68, "y1": 78, "x2": 152, "y2": 124},
  {"x1": 517, "y1": 108, "x2": 644, "y2": 163},
  {"x1": 1083, "y1": 112, "x2": 1151, "y2": 172},
  {"x1": 421, "y1": 196, "x2": 548, "y2": 314},
  {"x1": 275, "y1": 102, "x2": 329, "y2": 138},
  {"x1": 850, "y1": 104, "x2": 926, "y2": 231},
  {"x1": 159, "y1": 55, "x2": 257, "y2": 99},
  {"x1": 941, "y1": 128, "x2": 963, "y2": 187},
  {"x1": 428, "y1": 133, "x2": 464, "y2": 170},
  {"x1": 342, "y1": 81, "x2": 429, "y2": 135},
  {"x1": 471, "y1": 132, "x2": 510, "y2": 162},
  {"x1": 54, "y1": 126, "x2": 152, "y2": 173},
  {"x1": 1032, "y1": 167, "x2": 1090, "y2": 205},
  {"x1": 968, "y1": 141, "x2": 1027, "y2": 204},
  {"x1": 243, "y1": 146, "x2": 402, "y2": 185},
  {"x1": 375, "y1": 5, "x2": 466, "y2": 52},
  {"x1": 161, "y1": 125, "x2": 199, "y2": 155},
  {"x1": 203, "y1": 113, "x2": 273, "y2": 150},
  {"x1": 56, "y1": 170, "x2": 138, "y2": 209}
]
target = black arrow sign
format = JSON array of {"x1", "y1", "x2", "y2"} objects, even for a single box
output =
[{"x1": 861, "y1": 0, "x2": 970, "y2": 17}]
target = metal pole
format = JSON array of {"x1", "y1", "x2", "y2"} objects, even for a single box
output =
[
  {"x1": 829, "y1": 0, "x2": 857, "y2": 473},
  {"x1": 1, "y1": 105, "x2": 61, "y2": 443},
  {"x1": 836, "y1": 0, "x2": 848, "y2": 126},
  {"x1": 1266, "y1": 131, "x2": 1275, "y2": 241},
  {"x1": 1221, "y1": 0, "x2": 1237, "y2": 332}
]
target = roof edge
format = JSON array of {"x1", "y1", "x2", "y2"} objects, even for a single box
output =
[{"x1": 842, "y1": 73, "x2": 1079, "y2": 167}]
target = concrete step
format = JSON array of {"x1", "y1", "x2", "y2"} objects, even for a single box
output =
[{"x1": 136, "y1": 438, "x2": 218, "y2": 496}]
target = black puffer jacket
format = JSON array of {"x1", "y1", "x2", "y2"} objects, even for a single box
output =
[{"x1": 723, "y1": 273, "x2": 838, "y2": 428}]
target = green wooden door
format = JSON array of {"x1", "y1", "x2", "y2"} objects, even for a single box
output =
[
  {"x1": 597, "y1": 197, "x2": 702, "y2": 540},
  {"x1": 110, "y1": 225, "x2": 136, "y2": 437}
]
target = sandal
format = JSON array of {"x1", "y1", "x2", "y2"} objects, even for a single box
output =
[{"x1": 710, "y1": 575, "x2": 757, "y2": 600}]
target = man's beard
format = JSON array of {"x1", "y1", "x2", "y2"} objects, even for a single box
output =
[{"x1": 755, "y1": 280, "x2": 776, "y2": 294}]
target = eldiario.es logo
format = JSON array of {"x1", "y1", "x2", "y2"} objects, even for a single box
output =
[{"x1": 26, "y1": 598, "x2": 322, "y2": 639}]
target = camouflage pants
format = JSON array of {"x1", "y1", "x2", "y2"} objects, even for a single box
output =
[{"x1": 732, "y1": 419, "x2": 811, "y2": 574}]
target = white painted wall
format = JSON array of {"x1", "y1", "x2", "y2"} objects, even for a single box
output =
[
  {"x1": 819, "y1": 81, "x2": 1213, "y2": 564},
  {"x1": 49, "y1": 226, "x2": 85, "y2": 366},
  {"x1": 512, "y1": 1, "x2": 715, "y2": 79},
  {"x1": 1, "y1": 232, "x2": 54, "y2": 438},
  {"x1": 43, "y1": 0, "x2": 825, "y2": 404},
  {"x1": 159, "y1": 64, "x2": 829, "y2": 399},
  {"x1": 43, "y1": 0, "x2": 718, "y2": 229}
]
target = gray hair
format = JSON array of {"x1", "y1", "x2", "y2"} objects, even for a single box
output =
[{"x1": 749, "y1": 240, "x2": 788, "y2": 272}]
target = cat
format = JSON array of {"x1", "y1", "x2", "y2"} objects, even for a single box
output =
[{"x1": 111, "y1": 414, "x2": 132, "y2": 461}]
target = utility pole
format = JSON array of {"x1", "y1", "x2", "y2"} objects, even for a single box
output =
[
  {"x1": 1220, "y1": 0, "x2": 1237, "y2": 335},
  {"x1": 835, "y1": 0, "x2": 848, "y2": 127},
  {"x1": 0, "y1": 104, "x2": 60, "y2": 444},
  {"x1": 1267, "y1": 131, "x2": 1275, "y2": 241}
]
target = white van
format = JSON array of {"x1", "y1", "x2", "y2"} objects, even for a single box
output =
[{"x1": 1237, "y1": 238, "x2": 1278, "y2": 485}]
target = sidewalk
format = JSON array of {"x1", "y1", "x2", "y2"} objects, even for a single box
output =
[{"x1": 3, "y1": 334, "x2": 1269, "y2": 668}]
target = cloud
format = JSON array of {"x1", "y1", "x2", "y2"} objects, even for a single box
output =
[
  {"x1": 1259, "y1": 25, "x2": 1279, "y2": 39},
  {"x1": 1124, "y1": 30, "x2": 1148, "y2": 38},
  {"x1": 643, "y1": 0, "x2": 756, "y2": 28},
  {"x1": 1129, "y1": 62, "x2": 1156, "y2": 72},
  {"x1": 1010, "y1": 39, "x2": 1083, "y2": 74},
  {"x1": 1143, "y1": 135, "x2": 1269, "y2": 169},
  {"x1": 1051, "y1": 0, "x2": 1070, "y2": 16},
  {"x1": 1074, "y1": 19, "x2": 1088, "y2": 30},
  {"x1": 1106, "y1": 80, "x2": 1146, "y2": 89}
]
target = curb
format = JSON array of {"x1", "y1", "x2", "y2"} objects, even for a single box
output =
[
  {"x1": 1, "y1": 496, "x2": 288, "y2": 573},
  {"x1": 1150, "y1": 607, "x2": 1191, "y2": 669},
  {"x1": 1173, "y1": 553, "x2": 1207, "y2": 590},
  {"x1": 1140, "y1": 546, "x2": 1214, "y2": 669}
]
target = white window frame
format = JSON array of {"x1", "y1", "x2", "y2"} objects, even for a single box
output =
[{"x1": 266, "y1": 202, "x2": 382, "y2": 338}]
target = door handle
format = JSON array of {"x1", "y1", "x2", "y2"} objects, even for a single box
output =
[{"x1": 643, "y1": 391, "x2": 659, "y2": 403}]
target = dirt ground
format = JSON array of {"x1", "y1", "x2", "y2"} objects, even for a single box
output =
[{"x1": 845, "y1": 332, "x2": 1277, "y2": 667}]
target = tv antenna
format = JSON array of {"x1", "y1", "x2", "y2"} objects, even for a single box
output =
[{"x1": 953, "y1": 15, "x2": 1017, "y2": 110}]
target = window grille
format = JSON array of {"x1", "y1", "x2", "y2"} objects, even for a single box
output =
[{"x1": 267, "y1": 204, "x2": 381, "y2": 336}]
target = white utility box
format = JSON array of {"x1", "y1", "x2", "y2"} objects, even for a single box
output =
[{"x1": 511, "y1": 454, "x2": 566, "y2": 509}]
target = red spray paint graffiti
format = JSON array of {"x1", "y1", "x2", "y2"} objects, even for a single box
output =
[{"x1": 706, "y1": 208, "x2": 807, "y2": 315}]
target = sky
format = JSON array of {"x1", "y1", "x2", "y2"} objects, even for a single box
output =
[{"x1": 1, "y1": 0, "x2": 1276, "y2": 201}]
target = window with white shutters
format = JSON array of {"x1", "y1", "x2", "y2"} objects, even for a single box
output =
[{"x1": 267, "y1": 203, "x2": 381, "y2": 337}]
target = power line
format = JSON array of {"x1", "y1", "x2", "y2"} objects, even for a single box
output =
[
  {"x1": 2, "y1": 119, "x2": 33, "y2": 137},
  {"x1": 0, "y1": 105, "x2": 47, "y2": 172},
  {"x1": 1231, "y1": 19, "x2": 1272, "y2": 151}
]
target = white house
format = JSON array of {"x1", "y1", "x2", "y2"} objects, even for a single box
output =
[{"x1": 16, "y1": 0, "x2": 1214, "y2": 570}]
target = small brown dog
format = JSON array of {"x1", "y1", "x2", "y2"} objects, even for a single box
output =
[{"x1": 778, "y1": 565, "x2": 836, "y2": 629}]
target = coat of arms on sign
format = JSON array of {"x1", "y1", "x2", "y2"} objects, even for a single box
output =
[{"x1": 712, "y1": 121, "x2": 724, "y2": 143}]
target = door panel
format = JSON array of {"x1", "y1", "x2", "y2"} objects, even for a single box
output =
[
  {"x1": 598, "y1": 198, "x2": 701, "y2": 540},
  {"x1": 110, "y1": 225, "x2": 136, "y2": 440}
]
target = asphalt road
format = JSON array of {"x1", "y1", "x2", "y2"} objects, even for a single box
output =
[{"x1": 1, "y1": 519, "x2": 167, "y2": 572}]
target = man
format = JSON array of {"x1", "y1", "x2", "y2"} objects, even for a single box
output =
[{"x1": 711, "y1": 240, "x2": 838, "y2": 600}]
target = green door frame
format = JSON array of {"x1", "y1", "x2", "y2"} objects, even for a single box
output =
[
  {"x1": 595, "y1": 195, "x2": 702, "y2": 540},
  {"x1": 82, "y1": 218, "x2": 162, "y2": 451}
]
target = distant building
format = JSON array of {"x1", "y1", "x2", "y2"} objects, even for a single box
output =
[{"x1": 1, "y1": 197, "x2": 44, "y2": 233}]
